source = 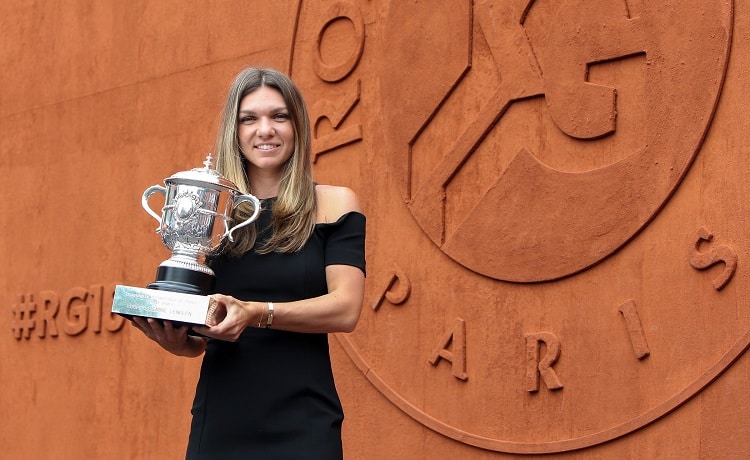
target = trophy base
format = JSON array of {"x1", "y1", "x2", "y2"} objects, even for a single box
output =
[
  {"x1": 111, "y1": 285, "x2": 218, "y2": 326},
  {"x1": 147, "y1": 265, "x2": 215, "y2": 296}
]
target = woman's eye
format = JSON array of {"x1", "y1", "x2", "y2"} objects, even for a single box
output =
[
  {"x1": 274, "y1": 113, "x2": 289, "y2": 121},
  {"x1": 239, "y1": 116, "x2": 256, "y2": 123}
]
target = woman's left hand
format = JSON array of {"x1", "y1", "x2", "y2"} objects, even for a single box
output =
[{"x1": 192, "y1": 293, "x2": 260, "y2": 341}]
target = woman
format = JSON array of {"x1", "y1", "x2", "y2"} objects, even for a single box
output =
[{"x1": 132, "y1": 67, "x2": 366, "y2": 459}]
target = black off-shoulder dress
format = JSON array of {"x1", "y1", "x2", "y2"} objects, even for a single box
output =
[{"x1": 185, "y1": 199, "x2": 366, "y2": 460}]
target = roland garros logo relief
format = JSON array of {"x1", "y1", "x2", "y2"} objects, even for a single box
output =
[
  {"x1": 290, "y1": 0, "x2": 739, "y2": 454},
  {"x1": 392, "y1": 0, "x2": 733, "y2": 283}
]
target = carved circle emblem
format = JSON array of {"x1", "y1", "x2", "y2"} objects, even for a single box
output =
[
  {"x1": 385, "y1": 0, "x2": 733, "y2": 283},
  {"x1": 291, "y1": 0, "x2": 746, "y2": 454},
  {"x1": 174, "y1": 193, "x2": 199, "y2": 221}
]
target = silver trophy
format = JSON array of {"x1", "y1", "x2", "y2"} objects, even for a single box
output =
[{"x1": 141, "y1": 153, "x2": 260, "y2": 295}]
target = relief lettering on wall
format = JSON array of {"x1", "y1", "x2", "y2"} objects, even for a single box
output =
[
  {"x1": 689, "y1": 226, "x2": 738, "y2": 290},
  {"x1": 311, "y1": 80, "x2": 362, "y2": 162},
  {"x1": 618, "y1": 299, "x2": 651, "y2": 360},
  {"x1": 10, "y1": 283, "x2": 125, "y2": 340},
  {"x1": 309, "y1": 1, "x2": 365, "y2": 162},
  {"x1": 524, "y1": 332, "x2": 563, "y2": 392},
  {"x1": 371, "y1": 266, "x2": 410, "y2": 311},
  {"x1": 428, "y1": 318, "x2": 468, "y2": 381}
]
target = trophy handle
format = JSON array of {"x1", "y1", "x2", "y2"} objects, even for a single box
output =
[
  {"x1": 224, "y1": 194, "x2": 261, "y2": 242},
  {"x1": 142, "y1": 185, "x2": 166, "y2": 229}
]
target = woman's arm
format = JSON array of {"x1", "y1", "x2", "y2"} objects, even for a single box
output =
[
  {"x1": 193, "y1": 185, "x2": 365, "y2": 341},
  {"x1": 195, "y1": 264, "x2": 364, "y2": 340}
]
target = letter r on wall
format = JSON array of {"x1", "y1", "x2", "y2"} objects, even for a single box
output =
[{"x1": 525, "y1": 331, "x2": 564, "y2": 392}]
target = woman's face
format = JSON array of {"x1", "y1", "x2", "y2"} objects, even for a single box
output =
[{"x1": 237, "y1": 86, "x2": 295, "y2": 173}]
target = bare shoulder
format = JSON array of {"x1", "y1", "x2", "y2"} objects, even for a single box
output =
[{"x1": 315, "y1": 184, "x2": 362, "y2": 223}]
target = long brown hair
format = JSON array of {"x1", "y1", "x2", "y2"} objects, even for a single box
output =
[{"x1": 213, "y1": 67, "x2": 316, "y2": 256}]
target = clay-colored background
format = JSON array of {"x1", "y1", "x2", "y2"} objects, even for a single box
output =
[{"x1": 2, "y1": 1, "x2": 749, "y2": 459}]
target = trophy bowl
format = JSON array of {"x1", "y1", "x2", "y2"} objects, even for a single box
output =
[{"x1": 141, "y1": 153, "x2": 260, "y2": 295}]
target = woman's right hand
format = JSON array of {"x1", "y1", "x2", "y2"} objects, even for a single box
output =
[{"x1": 131, "y1": 317, "x2": 206, "y2": 357}]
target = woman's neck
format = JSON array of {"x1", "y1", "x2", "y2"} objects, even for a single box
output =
[{"x1": 246, "y1": 168, "x2": 281, "y2": 199}]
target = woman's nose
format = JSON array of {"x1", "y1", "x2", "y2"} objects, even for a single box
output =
[{"x1": 257, "y1": 118, "x2": 275, "y2": 137}]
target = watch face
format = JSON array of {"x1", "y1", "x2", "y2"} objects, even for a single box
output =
[{"x1": 291, "y1": 0, "x2": 744, "y2": 454}]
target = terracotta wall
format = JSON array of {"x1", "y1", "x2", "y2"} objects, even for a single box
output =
[{"x1": 2, "y1": 1, "x2": 749, "y2": 458}]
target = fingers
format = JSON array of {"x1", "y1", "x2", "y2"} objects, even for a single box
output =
[
  {"x1": 194, "y1": 308, "x2": 242, "y2": 342},
  {"x1": 131, "y1": 316, "x2": 156, "y2": 339},
  {"x1": 192, "y1": 294, "x2": 251, "y2": 342},
  {"x1": 131, "y1": 316, "x2": 187, "y2": 343},
  {"x1": 193, "y1": 317, "x2": 233, "y2": 341},
  {"x1": 190, "y1": 325, "x2": 211, "y2": 338},
  {"x1": 154, "y1": 319, "x2": 187, "y2": 343}
]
